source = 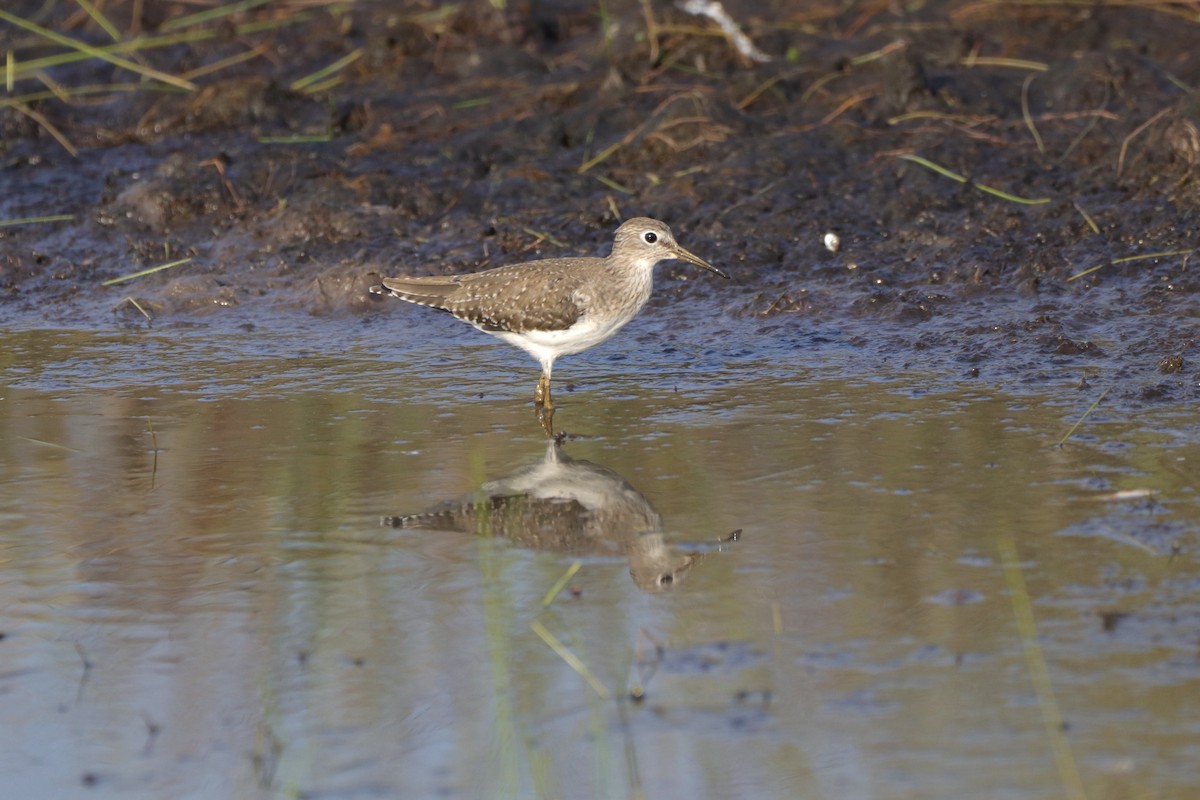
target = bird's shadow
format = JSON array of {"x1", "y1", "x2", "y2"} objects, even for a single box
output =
[{"x1": 383, "y1": 440, "x2": 740, "y2": 593}]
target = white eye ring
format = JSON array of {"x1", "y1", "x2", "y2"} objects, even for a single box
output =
[{"x1": 643, "y1": 231, "x2": 658, "y2": 244}]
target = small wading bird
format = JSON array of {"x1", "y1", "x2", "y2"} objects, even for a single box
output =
[{"x1": 370, "y1": 217, "x2": 727, "y2": 433}]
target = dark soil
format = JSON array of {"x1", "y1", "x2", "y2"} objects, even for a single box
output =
[{"x1": 2, "y1": 0, "x2": 1197, "y2": 406}]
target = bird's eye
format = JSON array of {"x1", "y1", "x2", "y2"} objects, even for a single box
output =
[{"x1": 643, "y1": 231, "x2": 658, "y2": 244}]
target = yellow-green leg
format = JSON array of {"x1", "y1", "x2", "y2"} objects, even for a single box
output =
[
  {"x1": 534, "y1": 371, "x2": 554, "y2": 410},
  {"x1": 534, "y1": 370, "x2": 555, "y2": 437},
  {"x1": 535, "y1": 403, "x2": 555, "y2": 438}
]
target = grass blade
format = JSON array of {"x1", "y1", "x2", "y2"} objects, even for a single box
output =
[
  {"x1": 290, "y1": 48, "x2": 363, "y2": 93},
  {"x1": 1068, "y1": 249, "x2": 1193, "y2": 281},
  {"x1": 898, "y1": 153, "x2": 1050, "y2": 204},
  {"x1": 102, "y1": 257, "x2": 193, "y2": 286},
  {"x1": 0, "y1": 213, "x2": 75, "y2": 227},
  {"x1": 997, "y1": 532, "x2": 1087, "y2": 800},
  {"x1": 1057, "y1": 386, "x2": 1109, "y2": 447},
  {"x1": 0, "y1": 9, "x2": 196, "y2": 91},
  {"x1": 531, "y1": 619, "x2": 609, "y2": 699},
  {"x1": 540, "y1": 561, "x2": 582, "y2": 607}
]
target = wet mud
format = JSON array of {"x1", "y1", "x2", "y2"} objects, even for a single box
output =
[{"x1": 1, "y1": 0, "x2": 1197, "y2": 409}]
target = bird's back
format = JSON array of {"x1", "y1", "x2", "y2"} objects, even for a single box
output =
[{"x1": 379, "y1": 257, "x2": 606, "y2": 334}]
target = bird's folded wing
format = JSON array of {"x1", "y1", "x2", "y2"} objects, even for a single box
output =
[
  {"x1": 377, "y1": 262, "x2": 589, "y2": 333},
  {"x1": 449, "y1": 265, "x2": 587, "y2": 333}
]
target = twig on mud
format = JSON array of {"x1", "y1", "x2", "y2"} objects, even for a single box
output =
[
  {"x1": 118, "y1": 296, "x2": 154, "y2": 322},
  {"x1": 578, "y1": 92, "x2": 711, "y2": 173},
  {"x1": 1057, "y1": 386, "x2": 1109, "y2": 447},
  {"x1": 590, "y1": 173, "x2": 632, "y2": 194},
  {"x1": 736, "y1": 69, "x2": 803, "y2": 111},
  {"x1": 1036, "y1": 109, "x2": 1119, "y2": 124},
  {"x1": 896, "y1": 153, "x2": 1051, "y2": 205},
  {"x1": 496, "y1": 217, "x2": 568, "y2": 249},
  {"x1": 1021, "y1": 73, "x2": 1045, "y2": 154},
  {"x1": 1067, "y1": 249, "x2": 1194, "y2": 281},
  {"x1": 1071, "y1": 201, "x2": 1101, "y2": 235},
  {"x1": 849, "y1": 40, "x2": 907, "y2": 67},
  {"x1": 102, "y1": 257, "x2": 193, "y2": 286},
  {"x1": 181, "y1": 40, "x2": 272, "y2": 81},
  {"x1": 605, "y1": 195, "x2": 622, "y2": 221},
  {"x1": 718, "y1": 178, "x2": 783, "y2": 220},
  {"x1": 961, "y1": 55, "x2": 1048, "y2": 72},
  {"x1": 199, "y1": 156, "x2": 245, "y2": 210},
  {"x1": 0, "y1": 213, "x2": 74, "y2": 227},
  {"x1": 645, "y1": 114, "x2": 730, "y2": 150},
  {"x1": 798, "y1": 41, "x2": 903, "y2": 105},
  {"x1": 889, "y1": 111, "x2": 1000, "y2": 126},
  {"x1": 1117, "y1": 107, "x2": 1173, "y2": 178},
  {"x1": 800, "y1": 70, "x2": 848, "y2": 103},
  {"x1": 789, "y1": 88, "x2": 878, "y2": 132},
  {"x1": 640, "y1": 0, "x2": 661, "y2": 65},
  {"x1": 1057, "y1": 82, "x2": 1112, "y2": 165},
  {"x1": 9, "y1": 102, "x2": 78, "y2": 157}
]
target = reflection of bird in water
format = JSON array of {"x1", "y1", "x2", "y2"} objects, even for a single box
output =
[{"x1": 385, "y1": 442, "x2": 739, "y2": 592}]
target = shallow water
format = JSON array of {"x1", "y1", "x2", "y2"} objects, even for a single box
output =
[{"x1": 2, "y1": 313, "x2": 1198, "y2": 800}]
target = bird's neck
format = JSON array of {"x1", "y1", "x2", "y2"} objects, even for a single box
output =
[{"x1": 605, "y1": 258, "x2": 656, "y2": 310}]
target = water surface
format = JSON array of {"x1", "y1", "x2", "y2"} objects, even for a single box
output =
[{"x1": 2, "y1": 317, "x2": 1197, "y2": 799}]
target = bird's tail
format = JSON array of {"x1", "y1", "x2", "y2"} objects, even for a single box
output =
[{"x1": 370, "y1": 275, "x2": 462, "y2": 307}]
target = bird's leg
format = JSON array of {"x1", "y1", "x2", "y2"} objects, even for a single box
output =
[
  {"x1": 534, "y1": 367, "x2": 556, "y2": 438},
  {"x1": 535, "y1": 404, "x2": 555, "y2": 438},
  {"x1": 534, "y1": 370, "x2": 554, "y2": 410}
]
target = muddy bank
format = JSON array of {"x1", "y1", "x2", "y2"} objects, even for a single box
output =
[{"x1": 1, "y1": 0, "x2": 1197, "y2": 406}]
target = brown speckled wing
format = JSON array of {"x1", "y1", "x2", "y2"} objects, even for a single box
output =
[
  {"x1": 443, "y1": 261, "x2": 591, "y2": 333},
  {"x1": 380, "y1": 258, "x2": 598, "y2": 333}
]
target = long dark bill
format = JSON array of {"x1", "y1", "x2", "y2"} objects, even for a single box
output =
[{"x1": 672, "y1": 246, "x2": 730, "y2": 279}]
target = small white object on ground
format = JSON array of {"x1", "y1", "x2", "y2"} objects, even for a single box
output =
[{"x1": 677, "y1": 0, "x2": 771, "y2": 63}]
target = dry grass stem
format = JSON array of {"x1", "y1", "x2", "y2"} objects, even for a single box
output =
[
  {"x1": 102, "y1": 257, "x2": 194, "y2": 286},
  {"x1": 530, "y1": 619, "x2": 609, "y2": 699},
  {"x1": 1057, "y1": 387, "x2": 1109, "y2": 446},
  {"x1": 0, "y1": 9, "x2": 196, "y2": 90},
  {"x1": 1021, "y1": 73, "x2": 1045, "y2": 154},
  {"x1": 11, "y1": 102, "x2": 78, "y2": 157},
  {"x1": 1118, "y1": 106, "x2": 1173, "y2": 177}
]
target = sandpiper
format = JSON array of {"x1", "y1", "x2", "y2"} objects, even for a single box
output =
[{"x1": 370, "y1": 217, "x2": 726, "y2": 427}]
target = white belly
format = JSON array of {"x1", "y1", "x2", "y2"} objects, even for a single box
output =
[
  {"x1": 494, "y1": 313, "x2": 632, "y2": 367},
  {"x1": 488, "y1": 269, "x2": 654, "y2": 372}
]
